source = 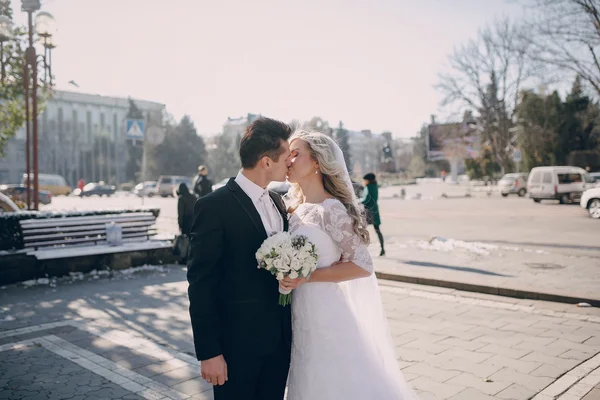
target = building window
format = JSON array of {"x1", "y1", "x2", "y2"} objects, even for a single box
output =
[
  {"x1": 72, "y1": 109, "x2": 79, "y2": 137},
  {"x1": 0, "y1": 170, "x2": 9, "y2": 184},
  {"x1": 86, "y1": 111, "x2": 92, "y2": 142},
  {"x1": 58, "y1": 108, "x2": 64, "y2": 139},
  {"x1": 113, "y1": 113, "x2": 118, "y2": 141}
]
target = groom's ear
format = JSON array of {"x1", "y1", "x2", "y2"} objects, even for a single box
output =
[{"x1": 260, "y1": 156, "x2": 271, "y2": 169}]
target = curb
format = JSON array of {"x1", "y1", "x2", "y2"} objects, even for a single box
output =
[{"x1": 375, "y1": 271, "x2": 600, "y2": 308}]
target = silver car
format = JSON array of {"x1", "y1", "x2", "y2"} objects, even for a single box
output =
[{"x1": 499, "y1": 173, "x2": 528, "y2": 197}]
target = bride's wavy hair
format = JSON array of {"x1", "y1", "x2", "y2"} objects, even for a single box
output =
[{"x1": 287, "y1": 130, "x2": 370, "y2": 244}]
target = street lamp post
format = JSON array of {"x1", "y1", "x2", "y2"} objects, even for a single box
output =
[{"x1": 20, "y1": 0, "x2": 55, "y2": 210}]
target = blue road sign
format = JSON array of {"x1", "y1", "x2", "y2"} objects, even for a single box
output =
[{"x1": 126, "y1": 119, "x2": 145, "y2": 140}]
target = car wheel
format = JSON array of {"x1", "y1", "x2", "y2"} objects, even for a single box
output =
[
  {"x1": 161, "y1": 194, "x2": 168, "y2": 198},
  {"x1": 559, "y1": 194, "x2": 570, "y2": 204},
  {"x1": 501, "y1": 193, "x2": 509, "y2": 197},
  {"x1": 533, "y1": 198, "x2": 541, "y2": 203},
  {"x1": 518, "y1": 189, "x2": 526, "y2": 197},
  {"x1": 588, "y1": 199, "x2": 600, "y2": 219}
]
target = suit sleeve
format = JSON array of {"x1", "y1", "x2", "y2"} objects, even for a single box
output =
[{"x1": 187, "y1": 197, "x2": 224, "y2": 361}]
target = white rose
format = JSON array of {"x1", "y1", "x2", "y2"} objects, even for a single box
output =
[
  {"x1": 290, "y1": 258, "x2": 301, "y2": 271},
  {"x1": 302, "y1": 265, "x2": 312, "y2": 277},
  {"x1": 303, "y1": 243, "x2": 312, "y2": 252},
  {"x1": 289, "y1": 270, "x2": 299, "y2": 279},
  {"x1": 273, "y1": 259, "x2": 283, "y2": 271},
  {"x1": 276, "y1": 272, "x2": 284, "y2": 281},
  {"x1": 298, "y1": 250, "x2": 309, "y2": 260}
]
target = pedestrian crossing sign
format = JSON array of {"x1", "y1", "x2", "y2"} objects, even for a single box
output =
[{"x1": 126, "y1": 119, "x2": 145, "y2": 140}]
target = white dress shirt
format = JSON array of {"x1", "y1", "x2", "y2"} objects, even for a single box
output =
[{"x1": 235, "y1": 171, "x2": 283, "y2": 235}]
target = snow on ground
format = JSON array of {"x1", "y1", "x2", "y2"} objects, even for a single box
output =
[
  {"x1": 15, "y1": 265, "x2": 171, "y2": 289},
  {"x1": 377, "y1": 236, "x2": 550, "y2": 257}
]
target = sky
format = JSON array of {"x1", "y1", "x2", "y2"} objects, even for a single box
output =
[{"x1": 9, "y1": 0, "x2": 526, "y2": 138}]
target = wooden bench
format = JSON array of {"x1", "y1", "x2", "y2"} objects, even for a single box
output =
[{"x1": 18, "y1": 212, "x2": 169, "y2": 260}]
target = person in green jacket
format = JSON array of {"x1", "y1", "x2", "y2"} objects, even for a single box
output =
[{"x1": 361, "y1": 173, "x2": 385, "y2": 256}]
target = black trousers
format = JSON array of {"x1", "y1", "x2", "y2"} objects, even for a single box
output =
[
  {"x1": 213, "y1": 341, "x2": 290, "y2": 400},
  {"x1": 374, "y1": 224, "x2": 384, "y2": 251}
]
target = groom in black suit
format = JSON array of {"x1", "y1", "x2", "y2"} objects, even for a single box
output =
[{"x1": 187, "y1": 117, "x2": 293, "y2": 400}]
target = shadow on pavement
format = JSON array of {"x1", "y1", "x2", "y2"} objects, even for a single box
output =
[{"x1": 395, "y1": 259, "x2": 513, "y2": 277}]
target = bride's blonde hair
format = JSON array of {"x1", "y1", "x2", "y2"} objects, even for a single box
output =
[{"x1": 287, "y1": 130, "x2": 370, "y2": 244}]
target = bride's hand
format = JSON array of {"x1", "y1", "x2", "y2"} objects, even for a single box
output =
[{"x1": 282, "y1": 276, "x2": 308, "y2": 290}]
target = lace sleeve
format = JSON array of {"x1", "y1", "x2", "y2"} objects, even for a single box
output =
[{"x1": 322, "y1": 200, "x2": 373, "y2": 273}]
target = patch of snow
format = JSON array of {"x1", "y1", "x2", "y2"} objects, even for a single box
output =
[
  {"x1": 411, "y1": 236, "x2": 551, "y2": 256},
  {"x1": 118, "y1": 265, "x2": 166, "y2": 275},
  {"x1": 21, "y1": 278, "x2": 50, "y2": 287},
  {"x1": 414, "y1": 237, "x2": 499, "y2": 256},
  {"x1": 1, "y1": 315, "x2": 15, "y2": 322}
]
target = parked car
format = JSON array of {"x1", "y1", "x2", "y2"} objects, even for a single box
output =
[
  {"x1": 581, "y1": 187, "x2": 600, "y2": 219},
  {"x1": 527, "y1": 166, "x2": 595, "y2": 204},
  {"x1": 589, "y1": 172, "x2": 600, "y2": 183},
  {"x1": 498, "y1": 173, "x2": 528, "y2": 197},
  {"x1": 73, "y1": 182, "x2": 116, "y2": 197},
  {"x1": 157, "y1": 175, "x2": 193, "y2": 197},
  {"x1": 0, "y1": 192, "x2": 20, "y2": 213},
  {"x1": 21, "y1": 173, "x2": 71, "y2": 196},
  {"x1": 133, "y1": 181, "x2": 158, "y2": 197},
  {"x1": 0, "y1": 184, "x2": 52, "y2": 206}
]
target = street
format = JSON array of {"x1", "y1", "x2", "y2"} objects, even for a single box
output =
[{"x1": 42, "y1": 182, "x2": 600, "y2": 300}]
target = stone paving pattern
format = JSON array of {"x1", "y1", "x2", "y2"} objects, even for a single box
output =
[
  {"x1": 0, "y1": 266, "x2": 599, "y2": 399},
  {"x1": 0, "y1": 345, "x2": 143, "y2": 400}
]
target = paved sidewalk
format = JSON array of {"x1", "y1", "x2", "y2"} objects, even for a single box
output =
[
  {"x1": 1, "y1": 266, "x2": 599, "y2": 400},
  {"x1": 368, "y1": 234, "x2": 600, "y2": 305}
]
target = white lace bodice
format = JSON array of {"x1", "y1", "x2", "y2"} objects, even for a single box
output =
[{"x1": 289, "y1": 198, "x2": 373, "y2": 273}]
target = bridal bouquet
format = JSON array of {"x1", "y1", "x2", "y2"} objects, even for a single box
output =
[{"x1": 256, "y1": 232, "x2": 318, "y2": 306}]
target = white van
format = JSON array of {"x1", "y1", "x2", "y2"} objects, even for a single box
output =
[
  {"x1": 157, "y1": 175, "x2": 193, "y2": 197},
  {"x1": 527, "y1": 166, "x2": 595, "y2": 204}
]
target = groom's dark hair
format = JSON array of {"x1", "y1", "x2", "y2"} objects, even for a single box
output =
[{"x1": 239, "y1": 117, "x2": 292, "y2": 168}]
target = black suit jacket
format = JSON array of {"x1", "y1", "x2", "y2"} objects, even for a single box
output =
[{"x1": 187, "y1": 178, "x2": 292, "y2": 361}]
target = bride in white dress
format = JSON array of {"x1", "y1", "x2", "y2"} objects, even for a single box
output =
[{"x1": 281, "y1": 130, "x2": 415, "y2": 400}]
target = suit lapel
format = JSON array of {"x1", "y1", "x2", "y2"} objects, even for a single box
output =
[
  {"x1": 269, "y1": 191, "x2": 289, "y2": 232},
  {"x1": 227, "y1": 179, "x2": 267, "y2": 238}
]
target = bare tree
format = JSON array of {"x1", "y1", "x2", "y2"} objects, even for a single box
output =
[
  {"x1": 526, "y1": 0, "x2": 600, "y2": 95},
  {"x1": 436, "y1": 18, "x2": 535, "y2": 173}
]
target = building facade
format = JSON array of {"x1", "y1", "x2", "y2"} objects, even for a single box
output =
[
  {"x1": 0, "y1": 90, "x2": 165, "y2": 186},
  {"x1": 347, "y1": 129, "x2": 388, "y2": 176}
]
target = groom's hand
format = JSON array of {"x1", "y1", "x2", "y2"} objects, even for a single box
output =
[{"x1": 201, "y1": 354, "x2": 228, "y2": 386}]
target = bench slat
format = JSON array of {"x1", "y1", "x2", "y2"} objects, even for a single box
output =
[
  {"x1": 23, "y1": 226, "x2": 154, "y2": 242},
  {"x1": 21, "y1": 220, "x2": 155, "y2": 235},
  {"x1": 19, "y1": 213, "x2": 155, "y2": 228},
  {"x1": 23, "y1": 231, "x2": 157, "y2": 248}
]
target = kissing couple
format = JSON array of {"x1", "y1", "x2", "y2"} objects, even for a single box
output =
[{"x1": 187, "y1": 117, "x2": 415, "y2": 399}]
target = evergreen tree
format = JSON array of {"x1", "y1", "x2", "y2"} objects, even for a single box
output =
[
  {"x1": 556, "y1": 75, "x2": 600, "y2": 163},
  {"x1": 150, "y1": 115, "x2": 207, "y2": 177}
]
